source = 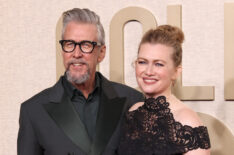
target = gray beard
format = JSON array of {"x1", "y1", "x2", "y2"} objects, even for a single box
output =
[{"x1": 66, "y1": 69, "x2": 90, "y2": 84}]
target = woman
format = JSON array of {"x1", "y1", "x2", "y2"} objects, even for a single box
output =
[{"x1": 117, "y1": 25, "x2": 211, "y2": 155}]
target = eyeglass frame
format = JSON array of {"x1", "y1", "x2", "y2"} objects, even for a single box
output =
[{"x1": 59, "y1": 40, "x2": 102, "y2": 53}]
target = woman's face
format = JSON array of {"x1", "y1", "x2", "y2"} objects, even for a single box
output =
[{"x1": 135, "y1": 43, "x2": 180, "y2": 98}]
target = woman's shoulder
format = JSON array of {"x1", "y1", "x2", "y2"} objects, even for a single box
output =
[
  {"x1": 173, "y1": 104, "x2": 203, "y2": 128},
  {"x1": 129, "y1": 102, "x2": 144, "y2": 112},
  {"x1": 172, "y1": 103, "x2": 211, "y2": 154}
]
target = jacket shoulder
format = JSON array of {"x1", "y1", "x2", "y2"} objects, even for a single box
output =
[
  {"x1": 97, "y1": 72, "x2": 143, "y2": 99},
  {"x1": 21, "y1": 78, "x2": 63, "y2": 107},
  {"x1": 110, "y1": 81, "x2": 143, "y2": 101},
  {"x1": 111, "y1": 81, "x2": 140, "y2": 93},
  {"x1": 21, "y1": 87, "x2": 52, "y2": 107}
]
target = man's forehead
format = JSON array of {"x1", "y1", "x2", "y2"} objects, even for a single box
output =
[{"x1": 63, "y1": 22, "x2": 98, "y2": 40}]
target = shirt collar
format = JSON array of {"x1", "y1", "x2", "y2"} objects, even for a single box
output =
[{"x1": 62, "y1": 72, "x2": 100, "y2": 99}]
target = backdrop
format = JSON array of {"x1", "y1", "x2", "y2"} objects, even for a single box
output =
[{"x1": 0, "y1": 0, "x2": 234, "y2": 154}]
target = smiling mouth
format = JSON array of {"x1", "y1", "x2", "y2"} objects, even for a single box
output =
[
  {"x1": 70, "y1": 61, "x2": 87, "y2": 66},
  {"x1": 143, "y1": 78, "x2": 158, "y2": 84},
  {"x1": 73, "y1": 63, "x2": 83, "y2": 66},
  {"x1": 68, "y1": 63, "x2": 87, "y2": 70}
]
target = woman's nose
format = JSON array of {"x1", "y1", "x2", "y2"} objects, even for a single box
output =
[{"x1": 145, "y1": 64, "x2": 154, "y2": 75}]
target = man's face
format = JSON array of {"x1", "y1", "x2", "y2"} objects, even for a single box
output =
[{"x1": 62, "y1": 22, "x2": 106, "y2": 85}]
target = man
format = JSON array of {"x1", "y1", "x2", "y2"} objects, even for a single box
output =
[{"x1": 17, "y1": 8, "x2": 143, "y2": 155}]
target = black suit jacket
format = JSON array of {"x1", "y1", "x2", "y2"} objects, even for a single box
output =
[{"x1": 17, "y1": 72, "x2": 143, "y2": 155}]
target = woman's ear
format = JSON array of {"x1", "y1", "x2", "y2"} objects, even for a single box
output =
[
  {"x1": 132, "y1": 59, "x2": 137, "y2": 68},
  {"x1": 172, "y1": 65, "x2": 182, "y2": 80},
  {"x1": 176, "y1": 65, "x2": 182, "y2": 77}
]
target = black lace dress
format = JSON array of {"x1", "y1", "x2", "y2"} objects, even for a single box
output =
[{"x1": 117, "y1": 96, "x2": 210, "y2": 155}]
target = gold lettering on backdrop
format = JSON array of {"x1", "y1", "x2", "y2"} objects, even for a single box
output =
[
  {"x1": 224, "y1": 3, "x2": 234, "y2": 100},
  {"x1": 168, "y1": 5, "x2": 214, "y2": 100},
  {"x1": 56, "y1": 17, "x2": 65, "y2": 80},
  {"x1": 109, "y1": 7, "x2": 157, "y2": 83}
]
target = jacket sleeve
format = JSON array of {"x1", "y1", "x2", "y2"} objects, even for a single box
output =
[{"x1": 17, "y1": 104, "x2": 43, "y2": 155}]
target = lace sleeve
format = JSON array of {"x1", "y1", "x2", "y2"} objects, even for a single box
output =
[{"x1": 117, "y1": 96, "x2": 211, "y2": 155}]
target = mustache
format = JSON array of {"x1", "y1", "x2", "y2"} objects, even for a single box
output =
[{"x1": 67, "y1": 59, "x2": 88, "y2": 67}]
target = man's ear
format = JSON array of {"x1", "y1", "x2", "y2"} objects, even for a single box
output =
[{"x1": 97, "y1": 45, "x2": 106, "y2": 63}]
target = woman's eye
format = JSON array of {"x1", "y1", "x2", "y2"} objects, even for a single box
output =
[
  {"x1": 137, "y1": 61, "x2": 146, "y2": 65},
  {"x1": 155, "y1": 63, "x2": 164, "y2": 67}
]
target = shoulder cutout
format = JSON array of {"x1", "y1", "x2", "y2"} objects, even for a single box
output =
[
  {"x1": 175, "y1": 107, "x2": 203, "y2": 127},
  {"x1": 129, "y1": 102, "x2": 144, "y2": 112}
]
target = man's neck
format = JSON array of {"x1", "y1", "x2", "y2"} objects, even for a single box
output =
[{"x1": 72, "y1": 77, "x2": 95, "y2": 99}]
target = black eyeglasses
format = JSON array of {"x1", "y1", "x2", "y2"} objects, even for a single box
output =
[{"x1": 59, "y1": 40, "x2": 101, "y2": 53}]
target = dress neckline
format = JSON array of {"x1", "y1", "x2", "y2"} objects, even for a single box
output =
[{"x1": 144, "y1": 96, "x2": 170, "y2": 112}]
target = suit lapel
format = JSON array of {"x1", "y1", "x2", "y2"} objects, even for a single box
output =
[
  {"x1": 90, "y1": 73, "x2": 127, "y2": 155},
  {"x1": 43, "y1": 74, "x2": 127, "y2": 155},
  {"x1": 43, "y1": 78, "x2": 91, "y2": 154}
]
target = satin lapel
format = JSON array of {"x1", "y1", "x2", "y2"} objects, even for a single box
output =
[
  {"x1": 90, "y1": 93, "x2": 126, "y2": 155},
  {"x1": 43, "y1": 93, "x2": 91, "y2": 154}
]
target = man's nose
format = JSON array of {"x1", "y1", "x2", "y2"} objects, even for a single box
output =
[{"x1": 72, "y1": 45, "x2": 83, "y2": 58}]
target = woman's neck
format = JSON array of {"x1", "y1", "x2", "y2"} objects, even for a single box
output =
[{"x1": 145, "y1": 91, "x2": 172, "y2": 100}]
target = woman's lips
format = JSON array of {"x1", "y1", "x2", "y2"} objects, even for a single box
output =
[{"x1": 143, "y1": 77, "x2": 158, "y2": 84}]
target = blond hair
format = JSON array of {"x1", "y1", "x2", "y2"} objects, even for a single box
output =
[{"x1": 139, "y1": 25, "x2": 184, "y2": 67}]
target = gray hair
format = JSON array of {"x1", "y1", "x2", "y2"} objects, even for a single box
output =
[{"x1": 61, "y1": 8, "x2": 105, "y2": 45}]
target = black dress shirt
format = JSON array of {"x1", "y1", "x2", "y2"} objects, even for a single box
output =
[{"x1": 62, "y1": 74, "x2": 100, "y2": 141}]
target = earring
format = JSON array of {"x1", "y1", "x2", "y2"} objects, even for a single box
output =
[{"x1": 172, "y1": 80, "x2": 176, "y2": 87}]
